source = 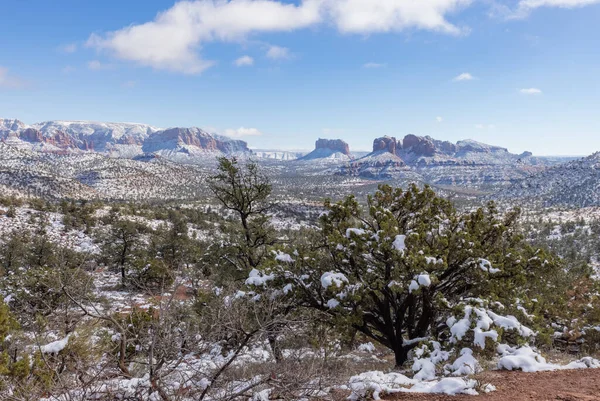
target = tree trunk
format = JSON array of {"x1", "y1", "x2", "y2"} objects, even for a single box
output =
[
  {"x1": 268, "y1": 331, "x2": 283, "y2": 363},
  {"x1": 393, "y1": 342, "x2": 409, "y2": 368},
  {"x1": 120, "y1": 242, "x2": 128, "y2": 286}
]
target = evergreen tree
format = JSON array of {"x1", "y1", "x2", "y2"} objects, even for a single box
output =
[
  {"x1": 208, "y1": 157, "x2": 276, "y2": 279},
  {"x1": 102, "y1": 218, "x2": 142, "y2": 285},
  {"x1": 248, "y1": 184, "x2": 562, "y2": 366}
]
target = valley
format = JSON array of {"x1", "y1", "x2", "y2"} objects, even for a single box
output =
[
  {"x1": 0, "y1": 117, "x2": 598, "y2": 401},
  {"x1": 0, "y1": 117, "x2": 584, "y2": 207}
]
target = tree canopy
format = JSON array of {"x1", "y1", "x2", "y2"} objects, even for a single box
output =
[{"x1": 247, "y1": 184, "x2": 562, "y2": 366}]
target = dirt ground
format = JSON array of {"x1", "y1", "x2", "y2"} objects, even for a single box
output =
[{"x1": 387, "y1": 369, "x2": 600, "y2": 401}]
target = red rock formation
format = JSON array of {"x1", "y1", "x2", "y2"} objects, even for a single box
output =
[
  {"x1": 49, "y1": 131, "x2": 77, "y2": 148},
  {"x1": 372, "y1": 136, "x2": 401, "y2": 155},
  {"x1": 315, "y1": 138, "x2": 351, "y2": 156},
  {"x1": 142, "y1": 128, "x2": 249, "y2": 154},
  {"x1": 402, "y1": 134, "x2": 436, "y2": 157},
  {"x1": 436, "y1": 140, "x2": 457, "y2": 155},
  {"x1": 19, "y1": 128, "x2": 44, "y2": 143},
  {"x1": 18, "y1": 128, "x2": 79, "y2": 149}
]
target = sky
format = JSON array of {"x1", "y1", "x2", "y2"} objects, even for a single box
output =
[{"x1": 0, "y1": 0, "x2": 599, "y2": 155}]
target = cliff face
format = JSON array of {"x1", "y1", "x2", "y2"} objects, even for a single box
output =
[
  {"x1": 402, "y1": 135, "x2": 435, "y2": 157},
  {"x1": 300, "y1": 138, "x2": 352, "y2": 161},
  {"x1": 315, "y1": 138, "x2": 351, "y2": 156},
  {"x1": 399, "y1": 135, "x2": 528, "y2": 166},
  {"x1": 142, "y1": 128, "x2": 250, "y2": 154},
  {"x1": 0, "y1": 119, "x2": 250, "y2": 156},
  {"x1": 340, "y1": 133, "x2": 538, "y2": 179},
  {"x1": 372, "y1": 136, "x2": 401, "y2": 155},
  {"x1": 143, "y1": 128, "x2": 219, "y2": 153}
]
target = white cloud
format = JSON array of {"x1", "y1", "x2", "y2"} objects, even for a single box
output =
[
  {"x1": 516, "y1": 0, "x2": 600, "y2": 16},
  {"x1": 266, "y1": 45, "x2": 291, "y2": 60},
  {"x1": 0, "y1": 67, "x2": 27, "y2": 89},
  {"x1": 87, "y1": 0, "x2": 321, "y2": 74},
  {"x1": 499, "y1": 0, "x2": 600, "y2": 18},
  {"x1": 520, "y1": 87, "x2": 542, "y2": 95},
  {"x1": 60, "y1": 43, "x2": 78, "y2": 53},
  {"x1": 87, "y1": 0, "x2": 474, "y2": 74},
  {"x1": 363, "y1": 62, "x2": 386, "y2": 68},
  {"x1": 436, "y1": 116, "x2": 443, "y2": 123},
  {"x1": 234, "y1": 55, "x2": 254, "y2": 66},
  {"x1": 453, "y1": 72, "x2": 475, "y2": 81},
  {"x1": 325, "y1": 0, "x2": 471, "y2": 35},
  {"x1": 223, "y1": 127, "x2": 263, "y2": 137},
  {"x1": 88, "y1": 60, "x2": 113, "y2": 70}
]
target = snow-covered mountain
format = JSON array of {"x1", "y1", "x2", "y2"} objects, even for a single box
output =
[
  {"x1": 0, "y1": 118, "x2": 250, "y2": 160},
  {"x1": 0, "y1": 118, "x2": 586, "y2": 201}
]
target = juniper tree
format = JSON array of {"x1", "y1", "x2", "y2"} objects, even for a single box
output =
[
  {"x1": 101, "y1": 217, "x2": 143, "y2": 285},
  {"x1": 247, "y1": 184, "x2": 561, "y2": 366},
  {"x1": 208, "y1": 157, "x2": 276, "y2": 277},
  {"x1": 209, "y1": 157, "x2": 292, "y2": 361}
]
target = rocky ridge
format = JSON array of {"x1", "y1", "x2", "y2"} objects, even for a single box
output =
[
  {"x1": 0, "y1": 118, "x2": 250, "y2": 159},
  {"x1": 338, "y1": 134, "x2": 544, "y2": 179}
]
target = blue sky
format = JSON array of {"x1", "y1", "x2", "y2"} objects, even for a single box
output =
[{"x1": 0, "y1": 0, "x2": 599, "y2": 155}]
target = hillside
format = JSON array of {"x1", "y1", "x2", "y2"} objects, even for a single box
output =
[{"x1": 496, "y1": 153, "x2": 600, "y2": 207}]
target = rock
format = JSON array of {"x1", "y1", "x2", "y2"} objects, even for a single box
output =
[
  {"x1": 402, "y1": 134, "x2": 436, "y2": 157},
  {"x1": 300, "y1": 138, "x2": 352, "y2": 161},
  {"x1": 372, "y1": 136, "x2": 401, "y2": 155},
  {"x1": 456, "y1": 140, "x2": 508, "y2": 154},
  {"x1": 19, "y1": 128, "x2": 44, "y2": 143},
  {"x1": 433, "y1": 139, "x2": 458, "y2": 155},
  {"x1": 0, "y1": 118, "x2": 250, "y2": 156},
  {"x1": 315, "y1": 138, "x2": 351, "y2": 156},
  {"x1": 142, "y1": 127, "x2": 249, "y2": 154}
]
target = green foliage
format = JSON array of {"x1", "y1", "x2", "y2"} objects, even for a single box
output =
[
  {"x1": 5, "y1": 206, "x2": 16, "y2": 219},
  {"x1": 99, "y1": 216, "x2": 145, "y2": 285},
  {"x1": 130, "y1": 258, "x2": 175, "y2": 290},
  {"x1": 252, "y1": 184, "x2": 564, "y2": 366},
  {"x1": 0, "y1": 231, "x2": 30, "y2": 275},
  {"x1": 209, "y1": 157, "x2": 277, "y2": 281},
  {"x1": 9, "y1": 355, "x2": 30, "y2": 381},
  {"x1": 60, "y1": 200, "x2": 99, "y2": 232},
  {"x1": 0, "y1": 301, "x2": 18, "y2": 343}
]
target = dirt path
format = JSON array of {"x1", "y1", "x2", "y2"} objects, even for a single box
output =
[{"x1": 388, "y1": 369, "x2": 600, "y2": 401}]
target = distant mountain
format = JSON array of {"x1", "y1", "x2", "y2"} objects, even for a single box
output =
[
  {"x1": 367, "y1": 134, "x2": 540, "y2": 166},
  {"x1": 338, "y1": 134, "x2": 549, "y2": 183},
  {"x1": 299, "y1": 138, "x2": 352, "y2": 162},
  {"x1": 0, "y1": 118, "x2": 250, "y2": 160},
  {"x1": 253, "y1": 150, "x2": 306, "y2": 161},
  {"x1": 338, "y1": 137, "x2": 406, "y2": 178},
  {"x1": 496, "y1": 152, "x2": 600, "y2": 207}
]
